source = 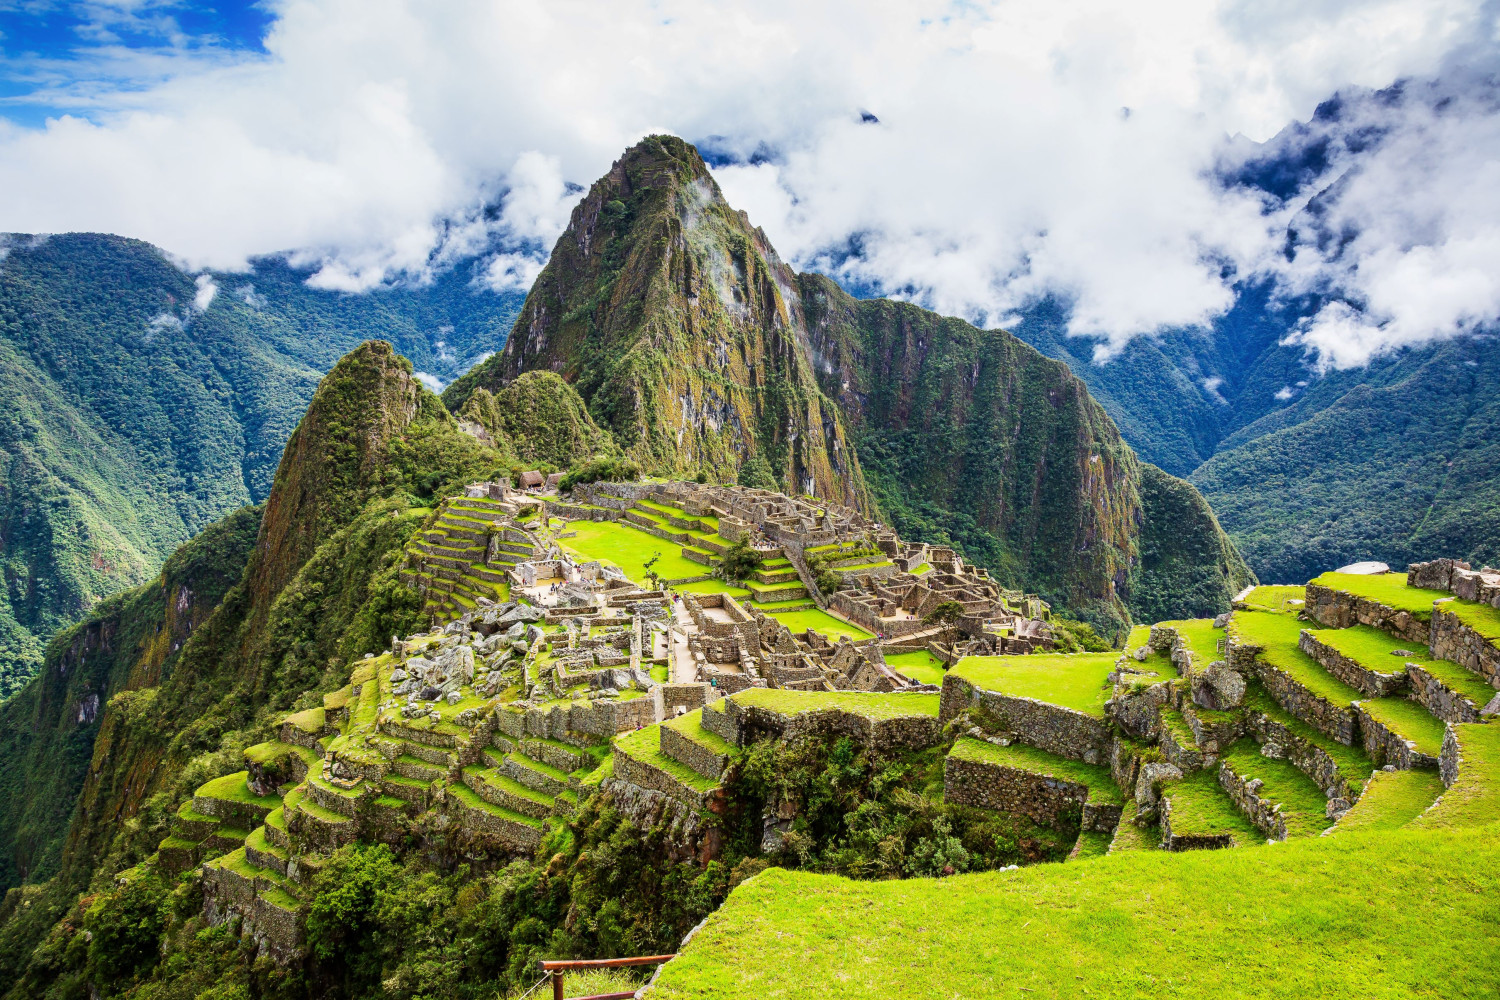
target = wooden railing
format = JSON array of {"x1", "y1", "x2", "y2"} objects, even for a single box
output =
[{"x1": 537, "y1": 955, "x2": 676, "y2": 1000}]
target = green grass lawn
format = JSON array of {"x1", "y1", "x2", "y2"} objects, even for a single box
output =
[
  {"x1": 1443, "y1": 597, "x2": 1500, "y2": 643},
  {"x1": 195, "y1": 772, "x2": 281, "y2": 809},
  {"x1": 1157, "y1": 618, "x2": 1225, "y2": 666},
  {"x1": 1162, "y1": 767, "x2": 1265, "y2": 844},
  {"x1": 1330, "y1": 768, "x2": 1444, "y2": 835},
  {"x1": 949, "y1": 653, "x2": 1118, "y2": 717},
  {"x1": 675, "y1": 579, "x2": 750, "y2": 599},
  {"x1": 1308, "y1": 572, "x2": 1447, "y2": 618},
  {"x1": 883, "y1": 649, "x2": 947, "y2": 685},
  {"x1": 559, "y1": 520, "x2": 705, "y2": 583},
  {"x1": 731, "y1": 688, "x2": 940, "y2": 721},
  {"x1": 613, "y1": 724, "x2": 718, "y2": 793},
  {"x1": 1217, "y1": 740, "x2": 1333, "y2": 838},
  {"x1": 949, "y1": 737, "x2": 1122, "y2": 805},
  {"x1": 650, "y1": 823, "x2": 1499, "y2": 999},
  {"x1": 767, "y1": 608, "x2": 873, "y2": 642},
  {"x1": 1239, "y1": 686, "x2": 1373, "y2": 785},
  {"x1": 1239, "y1": 585, "x2": 1307, "y2": 611}
]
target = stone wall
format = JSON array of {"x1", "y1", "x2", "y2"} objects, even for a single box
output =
[
  {"x1": 1251, "y1": 659, "x2": 1359, "y2": 746},
  {"x1": 943, "y1": 755, "x2": 1116, "y2": 831},
  {"x1": 202, "y1": 870, "x2": 304, "y2": 965},
  {"x1": 1298, "y1": 630, "x2": 1408, "y2": 698},
  {"x1": 659, "y1": 725, "x2": 728, "y2": 781},
  {"x1": 941, "y1": 676, "x2": 1114, "y2": 764},
  {"x1": 1159, "y1": 795, "x2": 1231, "y2": 851},
  {"x1": 1430, "y1": 604, "x2": 1500, "y2": 689},
  {"x1": 612, "y1": 743, "x2": 717, "y2": 811},
  {"x1": 1217, "y1": 762, "x2": 1288, "y2": 841},
  {"x1": 1352, "y1": 703, "x2": 1439, "y2": 771},
  {"x1": 1407, "y1": 664, "x2": 1484, "y2": 725},
  {"x1": 1440, "y1": 724, "x2": 1460, "y2": 788},
  {"x1": 1304, "y1": 583, "x2": 1430, "y2": 645},
  {"x1": 1244, "y1": 712, "x2": 1361, "y2": 803}
]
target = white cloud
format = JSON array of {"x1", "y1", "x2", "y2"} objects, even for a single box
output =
[
  {"x1": 0, "y1": 0, "x2": 1493, "y2": 358},
  {"x1": 413, "y1": 371, "x2": 444, "y2": 392},
  {"x1": 192, "y1": 273, "x2": 218, "y2": 311}
]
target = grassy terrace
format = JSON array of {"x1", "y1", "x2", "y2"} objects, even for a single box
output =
[
  {"x1": 1308, "y1": 572, "x2": 1447, "y2": 618},
  {"x1": 1359, "y1": 697, "x2": 1448, "y2": 757},
  {"x1": 613, "y1": 724, "x2": 718, "y2": 793},
  {"x1": 559, "y1": 519, "x2": 706, "y2": 582},
  {"x1": 949, "y1": 737, "x2": 1122, "y2": 805},
  {"x1": 196, "y1": 772, "x2": 281, "y2": 810},
  {"x1": 730, "y1": 688, "x2": 940, "y2": 720},
  {"x1": 766, "y1": 608, "x2": 873, "y2": 641},
  {"x1": 1308, "y1": 625, "x2": 1495, "y2": 706},
  {"x1": 1331, "y1": 769, "x2": 1445, "y2": 835},
  {"x1": 1443, "y1": 597, "x2": 1500, "y2": 645},
  {"x1": 1239, "y1": 584, "x2": 1307, "y2": 611},
  {"x1": 1218, "y1": 740, "x2": 1333, "y2": 838},
  {"x1": 1157, "y1": 618, "x2": 1225, "y2": 666},
  {"x1": 1232, "y1": 611, "x2": 1364, "y2": 705},
  {"x1": 883, "y1": 649, "x2": 946, "y2": 685},
  {"x1": 949, "y1": 653, "x2": 1118, "y2": 717},
  {"x1": 662, "y1": 708, "x2": 735, "y2": 756},
  {"x1": 1123, "y1": 625, "x2": 1178, "y2": 680},
  {"x1": 676, "y1": 579, "x2": 749, "y2": 599},
  {"x1": 1239, "y1": 688, "x2": 1372, "y2": 783},
  {"x1": 649, "y1": 826, "x2": 1499, "y2": 999},
  {"x1": 1413, "y1": 723, "x2": 1500, "y2": 829},
  {"x1": 1163, "y1": 767, "x2": 1264, "y2": 844}
]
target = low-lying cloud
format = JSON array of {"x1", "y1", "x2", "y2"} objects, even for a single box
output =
[{"x1": 0, "y1": 0, "x2": 1494, "y2": 367}]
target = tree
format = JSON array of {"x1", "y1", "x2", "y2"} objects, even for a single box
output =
[
  {"x1": 717, "y1": 540, "x2": 762, "y2": 583},
  {"x1": 737, "y1": 453, "x2": 778, "y2": 491},
  {"x1": 922, "y1": 600, "x2": 966, "y2": 626}
]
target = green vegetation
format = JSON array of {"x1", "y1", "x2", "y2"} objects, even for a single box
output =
[
  {"x1": 1217, "y1": 741, "x2": 1333, "y2": 838},
  {"x1": 1444, "y1": 597, "x2": 1500, "y2": 643},
  {"x1": 1359, "y1": 698, "x2": 1447, "y2": 758},
  {"x1": 1239, "y1": 585, "x2": 1306, "y2": 611},
  {"x1": 651, "y1": 824, "x2": 1497, "y2": 999},
  {"x1": 949, "y1": 737, "x2": 1122, "y2": 805},
  {"x1": 556, "y1": 455, "x2": 642, "y2": 493},
  {"x1": 1412, "y1": 723, "x2": 1500, "y2": 829},
  {"x1": 920, "y1": 599, "x2": 966, "y2": 625},
  {"x1": 451, "y1": 370, "x2": 617, "y2": 468},
  {"x1": 883, "y1": 650, "x2": 947, "y2": 685},
  {"x1": 1331, "y1": 769, "x2": 1445, "y2": 834},
  {"x1": 1308, "y1": 572, "x2": 1446, "y2": 617},
  {"x1": 1230, "y1": 610, "x2": 1364, "y2": 705},
  {"x1": 614, "y1": 725, "x2": 718, "y2": 793},
  {"x1": 716, "y1": 539, "x2": 762, "y2": 584},
  {"x1": 1311, "y1": 625, "x2": 1495, "y2": 706},
  {"x1": 1157, "y1": 618, "x2": 1225, "y2": 666},
  {"x1": 1162, "y1": 768, "x2": 1264, "y2": 844},
  {"x1": 949, "y1": 653, "x2": 1118, "y2": 717},
  {"x1": 766, "y1": 608, "x2": 872, "y2": 642},
  {"x1": 560, "y1": 519, "x2": 702, "y2": 583},
  {"x1": 736, "y1": 453, "x2": 779, "y2": 491},
  {"x1": 731, "y1": 688, "x2": 939, "y2": 721}
]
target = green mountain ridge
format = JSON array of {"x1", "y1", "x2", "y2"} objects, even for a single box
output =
[{"x1": 0, "y1": 234, "x2": 523, "y2": 695}]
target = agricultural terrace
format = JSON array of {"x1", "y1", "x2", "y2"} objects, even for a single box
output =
[
  {"x1": 559, "y1": 519, "x2": 706, "y2": 582},
  {"x1": 949, "y1": 653, "x2": 1118, "y2": 717},
  {"x1": 883, "y1": 649, "x2": 947, "y2": 686},
  {"x1": 1309, "y1": 572, "x2": 1448, "y2": 617}
]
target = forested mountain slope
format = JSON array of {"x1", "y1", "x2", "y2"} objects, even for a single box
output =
[{"x1": 0, "y1": 234, "x2": 522, "y2": 694}]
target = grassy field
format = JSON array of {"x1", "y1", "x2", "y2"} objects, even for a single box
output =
[
  {"x1": 1444, "y1": 597, "x2": 1500, "y2": 643},
  {"x1": 883, "y1": 649, "x2": 947, "y2": 685},
  {"x1": 949, "y1": 737, "x2": 1122, "y2": 805},
  {"x1": 1230, "y1": 611, "x2": 1365, "y2": 705},
  {"x1": 768, "y1": 608, "x2": 874, "y2": 642},
  {"x1": 1412, "y1": 723, "x2": 1500, "y2": 829},
  {"x1": 650, "y1": 824, "x2": 1500, "y2": 999},
  {"x1": 949, "y1": 653, "x2": 1119, "y2": 717},
  {"x1": 731, "y1": 688, "x2": 940, "y2": 720},
  {"x1": 559, "y1": 519, "x2": 704, "y2": 582},
  {"x1": 1308, "y1": 572, "x2": 1447, "y2": 617},
  {"x1": 675, "y1": 578, "x2": 750, "y2": 599}
]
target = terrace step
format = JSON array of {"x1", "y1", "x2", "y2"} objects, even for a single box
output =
[
  {"x1": 1324, "y1": 768, "x2": 1445, "y2": 835},
  {"x1": 462, "y1": 766, "x2": 555, "y2": 819},
  {"x1": 500, "y1": 752, "x2": 571, "y2": 797},
  {"x1": 1217, "y1": 739, "x2": 1336, "y2": 840},
  {"x1": 660, "y1": 708, "x2": 734, "y2": 782},
  {"x1": 1159, "y1": 768, "x2": 1264, "y2": 851},
  {"x1": 613, "y1": 723, "x2": 720, "y2": 810}
]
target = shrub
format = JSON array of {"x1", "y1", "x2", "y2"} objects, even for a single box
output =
[
  {"x1": 737, "y1": 454, "x2": 779, "y2": 491},
  {"x1": 559, "y1": 457, "x2": 641, "y2": 493},
  {"x1": 717, "y1": 540, "x2": 762, "y2": 583}
]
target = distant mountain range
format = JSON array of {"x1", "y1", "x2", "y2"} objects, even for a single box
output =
[{"x1": 0, "y1": 233, "x2": 522, "y2": 693}]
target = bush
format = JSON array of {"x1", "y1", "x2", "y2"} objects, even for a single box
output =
[
  {"x1": 559, "y1": 457, "x2": 641, "y2": 493},
  {"x1": 717, "y1": 540, "x2": 762, "y2": 583},
  {"x1": 737, "y1": 454, "x2": 779, "y2": 491},
  {"x1": 1050, "y1": 617, "x2": 1113, "y2": 653}
]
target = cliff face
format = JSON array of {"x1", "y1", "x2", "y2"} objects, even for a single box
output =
[{"x1": 457, "y1": 136, "x2": 865, "y2": 506}]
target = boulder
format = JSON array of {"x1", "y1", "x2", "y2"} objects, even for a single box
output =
[{"x1": 1192, "y1": 660, "x2": 1246, "y2": 710}]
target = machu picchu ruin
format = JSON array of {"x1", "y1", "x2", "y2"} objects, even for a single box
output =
[{"x1": 2, "y1": 115, "x2": 1498, "y2": 1000}]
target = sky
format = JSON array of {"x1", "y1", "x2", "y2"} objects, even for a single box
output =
[{"x1": 0, "y1": 0, "x2": 1496, "y2": 369}]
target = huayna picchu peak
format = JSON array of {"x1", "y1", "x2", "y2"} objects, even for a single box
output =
[
  {"x1": 451, "y1": 136, "x2": 1254, "y2": 634},
  {"x1": 0, "y1": 137, "x2": 1495, "y2": 999}
]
